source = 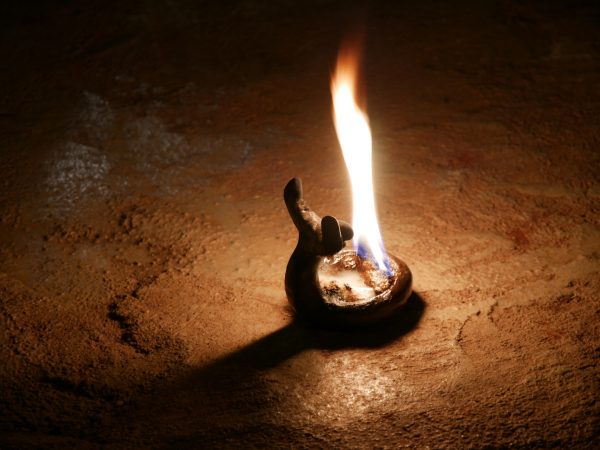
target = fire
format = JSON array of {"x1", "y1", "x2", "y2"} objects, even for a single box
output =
[{"x1": 331, "y1": 42, "x2": 390, "y2": 274}]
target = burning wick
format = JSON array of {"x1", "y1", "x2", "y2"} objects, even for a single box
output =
[{"x1": 283, "y1": 37, "x2": 412, "y2": 327}]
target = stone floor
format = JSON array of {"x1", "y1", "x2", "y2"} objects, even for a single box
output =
[{"x1": 0, "y1": 1, "x2": 599, "y2": 448}]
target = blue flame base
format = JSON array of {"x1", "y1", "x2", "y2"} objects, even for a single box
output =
[{"x1": 356, "y1": 243, "x2": 393, "y2": 277}]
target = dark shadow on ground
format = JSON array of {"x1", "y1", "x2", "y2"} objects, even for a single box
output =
[
  {"x1": 111, "y1": 293, "x2": 426, "y2": 445},
  {"x1": 197, "y1": 290, "x2": 426, "y2": 372}
]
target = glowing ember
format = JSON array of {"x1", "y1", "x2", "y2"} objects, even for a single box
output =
[{"x1": 331, "y1": 39, "x2": 390, "y2": 274}]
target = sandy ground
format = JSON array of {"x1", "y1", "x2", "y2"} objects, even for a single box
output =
[{"x1": 1, "y1": 0, "x2": 599, "y2": 448}]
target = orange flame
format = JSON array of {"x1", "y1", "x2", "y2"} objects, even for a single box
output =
[{"x1": 331, "y1": 40, "x2": 390, "y2": 273}]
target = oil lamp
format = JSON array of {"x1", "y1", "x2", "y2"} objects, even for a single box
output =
[{"x1": 284, "y1": 39, "x2": 412, "y2": 327}]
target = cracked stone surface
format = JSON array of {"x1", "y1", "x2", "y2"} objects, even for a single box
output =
[{"x1": 1, "y1": 0, "x2": 599, "y2": 448}]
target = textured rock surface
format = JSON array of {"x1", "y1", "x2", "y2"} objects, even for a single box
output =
[{"x1": 0, "y1": 0, "x2": 599, "y2": 448}]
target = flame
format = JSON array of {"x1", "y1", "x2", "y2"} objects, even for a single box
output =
[{"x1": 331, "y1": 43, "x2": 390, "y2": 273}]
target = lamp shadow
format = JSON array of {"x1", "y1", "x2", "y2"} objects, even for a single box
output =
[
  {"x1": 114, "y1": 293, "x2": 425, "y2": 445},
  {"x1": 191, "y1": 291, "x2": 425, "y2": 377}
]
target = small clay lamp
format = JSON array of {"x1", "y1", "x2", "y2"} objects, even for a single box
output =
[{"x1": 284, "y1": 178, "x2": 412, "y2": 327}]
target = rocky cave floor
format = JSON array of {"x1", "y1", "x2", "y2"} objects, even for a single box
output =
[{"x1": 0, "y1": 1, "x2": 599, "y2": 448}]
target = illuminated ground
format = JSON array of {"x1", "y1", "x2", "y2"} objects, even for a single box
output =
[{"x1": 1, "y1": 1, "x2": 599, "y2": 448}]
